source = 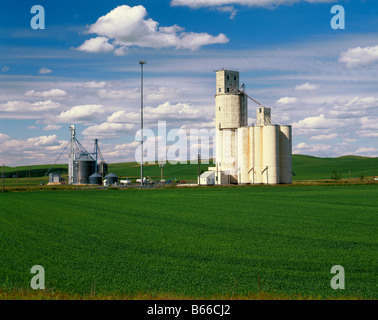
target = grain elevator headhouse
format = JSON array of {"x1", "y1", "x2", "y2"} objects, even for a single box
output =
[{"x1": 200, "y1": 69, "x2": 292, "y2": 185}]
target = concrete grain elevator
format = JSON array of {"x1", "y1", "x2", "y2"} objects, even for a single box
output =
[{"x1": 204, "y1": 69, "x2": 292, "y2": 185}]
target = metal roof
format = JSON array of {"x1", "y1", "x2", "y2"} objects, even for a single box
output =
[
  {"x1": 89, "y1": 173, "x2": 102, "y2": 178},
  {"x1": 200, "y1": 171, "x2": 215, "y2": 179},
  {"x1": 105, "y1": 172, "x2": 118, "y2": 178}
]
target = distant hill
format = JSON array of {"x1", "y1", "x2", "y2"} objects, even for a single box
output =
[
  {"x1": 292, "y1": 154, "x2": 377, "y2": 180},
  {"x1": 2, "y1": 155, "x2": 377, "y2": 181}
]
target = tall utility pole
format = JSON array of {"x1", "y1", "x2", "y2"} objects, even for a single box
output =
[
  {"x1": 139, "y1": 60, "x2": 146, "y2": 187},
  {"x1": 159, "y1": 161, "x2": 165, "y2": 187},
  {"x1": 198, "y1": 154, "x2": 201, "y2": 185},
  {"x1": 2, "y1": 164, "x2": 4, "y2": 193}
]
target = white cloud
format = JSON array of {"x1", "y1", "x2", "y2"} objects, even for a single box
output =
[
  {"x1": 354, "y1": 147, "x2": 378, "y2": 156},
  {"x1": 97, "y1": 86, "x2": 183, "y2": 104},
  {"x1": 2, "y1": 66, "x2": 9, "y2": 72},
  {"x1": 0, "y1": 134, "x2": 68, "y2": 166},
  {"x1": 57, "y1": 105, "x2": 106, "y2": 123},
  {"x1": 106, "y1": 102, "x2": 201, "y2": 124},
  {"x1": 339, "y1": 45, "x2": 378, "y2": 68},
  {"x1": 27, "y1": 135, "x2": 59, "y2": 147},
  {"x1": 39, "y1": 67, "x2": 52, "y2": 74},
  {"x1": 76, "y1": 36, "x2": 115, "y2": 54},
  {"x1": 104, "y1": 141, "x2": 140, "y2": 160},
  {"x1": 293, "y1": 114, "x2": 342, "y2": 129},
  {"x1": 180, "y1": 121, "x2": 215, "y2": 130},
  {"x1": 25, "y1": 89, "x2": 68, "y2": 98},
  {"x1": 77, "y1": 5, "x2": 228, "y2": 54},
  {"x1": 360, "y1": 117, "x2": 378, "y2": 130},
  {"x1": 295, "y1": 82, "x2": 319, "y2": 91},
  {"x1": 0, "y1": 100, "x2": 61, "y2": 112},
  {"x1": 29, "y1": 100, "x2": 61, "y2": 111},
  {"x1": 310, "y1": 133, "x2": 338, "y2": 141},
  {"x1": 145, "y1": 102, "x2": 200, "y2": 119},
  {"x1": 43, "y1": 124, "x2": 62, "y2": 131},
  {"x1": 170, "y1": 0, "x2": 334, "y2": 9},
  {"x1": 276, "y1": 97, "x2": 298, "y2": 105},
  {"x1": 215, "y1": 6, "x2": 238, "y2": 19},
  {"x1": 107, "y1": 111, "x2": 139, "y2": 123},
  {"x1": 83, "y1": 81, "x2": 108, "y2": 89},
  {"x1": 330, "y1": 96, "x2": 378, "y2": 118},
  {"x1": 97, "y1": 88, "x2": 137, "y2": 100},
  {"x1": 344, "y1": 96, "x2": 378, "y2": 108},
  {"x1": 357, "y1": 131, "x2": 378, "y2": 138},
  {"x1": 343, "y1": 138, "x2": 357, "y2": 142},
  {"x1": 0, "y1": 133, "x2": 10, "y2": 141},
  {"x1": 82, "y1": 122, "x2": 135, "y2": 139},
  {"x1": 293, "y1": 142, "x2": 332, "y2": 154}
]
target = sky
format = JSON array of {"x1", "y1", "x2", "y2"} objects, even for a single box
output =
[{"x1": 1, "y1": 0, "x2": 378, "y2": 166}]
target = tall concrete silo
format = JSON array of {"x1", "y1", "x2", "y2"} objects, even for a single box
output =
[
  {"x1": 215, "y1": 69, "x2": 247, "y2": 182},
  {"x1": 279, "y1": 125, "x2": 292, "y2": 184},
  {"x1": 262, "y1": 125, "x2": 279, "y2": 184},
  {"x1": 210, "y1": 69, "x2": 292, "y2": 185}
]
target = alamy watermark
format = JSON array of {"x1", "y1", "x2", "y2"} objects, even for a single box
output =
[
  {"x1": 30, "y1": 5, "x2": 45, "y2": 30},
  {"x1": 330, "y1": 265, "x2": 345, "y2": 290},
  {"x1": 28, "y1": 264, "x2": 345, "y2": 291},
  {"x1": 30, "y1": 265, "x2": 45, "y2": 289},
  {"x1": 331, "y1": 5, "x2": 345, "y2": 30},
  {"x1": 134, "y1": 121, "x2": 216, "y2": 165}
]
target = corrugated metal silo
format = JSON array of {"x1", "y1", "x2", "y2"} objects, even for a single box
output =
[
  {"x1": 98, "y1": 161, "x2": 108, "y2": 177},
  {"x1": 89, "y1": 172, "x2": 102, "y2": 185},
  {"x1": 49, "y1": 172, "x2": 61, "y2": 183},
  {"x1": 104, "y1": 172, "x2": 118, "y2": 185},
  {"x1": 73, "y1": 152, "x2": 96, "y2": 184}
]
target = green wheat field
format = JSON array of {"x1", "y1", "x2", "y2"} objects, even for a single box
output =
[{"x1": 0, "y1": 182, "x2": 377, "y2": 299}]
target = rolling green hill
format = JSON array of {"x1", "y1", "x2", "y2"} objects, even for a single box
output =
[
  {"x1": 292, "y1": 155, "x2": 377, "y2": 181},
  {"x1": 1, "y1": 155, "x2": 377, "y2": 183}
]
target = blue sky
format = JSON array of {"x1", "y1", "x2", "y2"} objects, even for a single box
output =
[{"x1": 1, "y1": 0, "x2": 378, "y2": 166}]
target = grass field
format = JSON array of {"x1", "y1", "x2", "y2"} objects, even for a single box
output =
[{"x1": 0, "y1": 184, "x2": 377, "y2": 299}]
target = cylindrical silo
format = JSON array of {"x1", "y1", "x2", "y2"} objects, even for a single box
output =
[
  {"x1": 222, "y1": 129, "x2": 236, "y2": 170},
  {"x1": 104, "y1": 172, "x2": 118, "y2": 185},
  {"x1": 215, "y1": 95, "x2": 243, "y2": 129},
  {"x1": 237, "y1": 127, "x2": 249, "y2": 184},
  {"x1": 248, "y1": 126, "x2": 254, "y2": 184},
  {"x1": 254, "y1": 126, "x2": 263, "y2": 184},
  {"x1": 279, "y1": 125, "x2": 292, "y2": 184},
  {"x1": 98, "y1": 161, "x2": 108, "y2": 177},
  {"x1": 68, "y1": 155, "x2": 74, "y2": 184},
  {"x1": 215, "y1": 129, "x2": 223, "y2": 169},
  {"x1": 262, "y1": 125, "x2": 280, "y2": 184},
  {"x1": 73, "y1": 153, "x2": 96, "y2": 185},
  {"x1": 89, "y1": 172, "x2": 102, "y2": 185}
]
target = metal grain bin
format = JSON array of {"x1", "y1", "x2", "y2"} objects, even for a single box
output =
[
  {"x1": 49, "y1": 172, "x2": 61, "y2": 183},
  {"x1": 104, "y1": 172, "x2": 118, "y2": 185},
  {"x1": 73, "y1": 153, "x2": 95, "y2": 185},
  {"x1": 89, "y1": 172, "x2": 102, "y2": 185},
  {"x1": 98, "y1": 161, "x2": 108, "y2": 177}
]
